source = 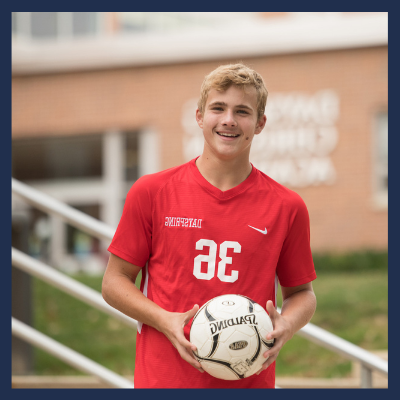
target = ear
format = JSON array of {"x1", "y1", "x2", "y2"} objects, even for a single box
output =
[
  {"x1": 196, "y1": 109, "x2": 204, "y2": 129},
  {"x1": 255, "y1": 115, "x2": 267, "y2": 135}
]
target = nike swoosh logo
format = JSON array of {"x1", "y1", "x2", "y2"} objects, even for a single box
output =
[{"x1": 248, "y1": 225, "x2": 268, "y2": 235}]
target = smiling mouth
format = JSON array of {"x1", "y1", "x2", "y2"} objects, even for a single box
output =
[{"x1": 216, "y1": 132, "x2": 240, "y2": 138}]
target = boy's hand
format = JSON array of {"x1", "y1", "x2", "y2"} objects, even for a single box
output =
[
  {"x1": 256, "y1": 300, "x2": 294, "y2": 374},
  {"x1": 159, "y1": 304, "x2": 204, "y2": 373}
]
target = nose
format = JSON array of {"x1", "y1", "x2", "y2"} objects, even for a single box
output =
[{"x1": 221, "y1": 110, "x2": 237, "y2": 127}]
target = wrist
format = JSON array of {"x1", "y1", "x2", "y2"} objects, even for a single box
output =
[
  {"x1": 153, "y1": 308, "x2": 172, "y2": 333},
  {"x1": 279, "y1": 313, "x2": 297, "y2": 340}
]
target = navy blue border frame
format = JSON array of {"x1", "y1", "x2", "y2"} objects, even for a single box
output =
[{"x1": 6, "y1": 7, "x2": 393, "y2": 400}]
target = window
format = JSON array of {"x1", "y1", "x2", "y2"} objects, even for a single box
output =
[
  {"x1": 118, "y1": 12, "x2": 193, "y2": 33},
  {"x1": 372, "y1": 112, "x2": 388, "y2": 208},
  {"x1": 12, "y1": 134, "x2": 103, "y2": 182},
  {"x1": 12, "y1": 12, "x2": 102, "y2": 40},
  {"x1": 12, "y1": 131, "x2": 140, "y2": 183},
  {"x1": 31, "y1": 12, "x2": 58, "y2": 39},
  {"x1": 66, "y1": 204, "x2": 100, "y2": 256},
  {"x1": 116, "y1": 12, "x2": 239, "y2": 33},
  {"x1": 12, "y1": 130, "x2": 141, "y2": 273},
  {"x1": 125, "y1": 131, "x2": 139, "y2": 181},
  {"x1": 72, "y1": 12, "x2": 98, "y2": 36}
]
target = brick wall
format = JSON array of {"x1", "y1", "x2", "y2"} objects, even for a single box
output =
[{"x1": 12, "y1": 45, "x2": 388, "y2": 253}]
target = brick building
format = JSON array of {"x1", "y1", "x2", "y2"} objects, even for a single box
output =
[{"x1": 12, "y1": 12, "x2": 388, "y2": 272}]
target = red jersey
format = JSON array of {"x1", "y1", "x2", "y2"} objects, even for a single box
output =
[{"x1": 108, "y1": 158, "x2": 316, "y2": 388}]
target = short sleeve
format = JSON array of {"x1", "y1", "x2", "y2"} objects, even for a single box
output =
[
  {"x1": 108, "y1": 176, "x2": 153, "y2": 267},
  {"x1": 276, "y1": 193, "x2": 316, "y2": 287}
]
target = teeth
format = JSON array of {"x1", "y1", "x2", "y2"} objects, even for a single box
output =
[{"x1": 218, "y1": 132, "x2": 238, "y2": 137}]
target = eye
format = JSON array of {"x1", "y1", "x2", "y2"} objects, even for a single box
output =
[{"x1": 237, "y1": 109, "x2": 249, "y2": 114}]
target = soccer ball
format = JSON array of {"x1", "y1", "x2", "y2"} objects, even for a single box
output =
[{"x1": 189, "y1": 294, "x2": 274, "y2": 380}]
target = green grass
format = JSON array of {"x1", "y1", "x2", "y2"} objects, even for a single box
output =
[
  {"x1": 32, "y1": 273, "x2": 138, "y2": 376},
  {"x1": 275, "y1": 270, "x2": 388, "y2": 377},
  {"x1": 31, "y1": 269, "x2": 387, "y2": 379},
  {"x1": 312, "y1": 250, "x2": 387, "y2": 273}
]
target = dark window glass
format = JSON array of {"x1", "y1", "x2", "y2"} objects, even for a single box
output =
[
  {"x1": 125, "y1": 131, "x2": 139, "y2": 181},
  {"x1": 12, "y1": 134, "x2": 103, "y2": 181}
]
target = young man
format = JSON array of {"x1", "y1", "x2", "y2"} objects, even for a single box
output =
[{"x1": 102, "y1": 63, "x2": 317, "y2": 388}]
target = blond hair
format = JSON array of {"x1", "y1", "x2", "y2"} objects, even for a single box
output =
[{"x1": 197, "y1": 63, "x2": 268, "y2": 120}]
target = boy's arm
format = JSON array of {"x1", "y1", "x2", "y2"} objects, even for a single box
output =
[
  {"x1": 102, "y1": 253, "x2": 204, "y2": 372},
  {"x1": 257, "y1": 282, "x2": 317, "y2": 373}
]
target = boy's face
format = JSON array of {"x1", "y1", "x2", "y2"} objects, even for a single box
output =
[{"x1": 196, "y1": 85, "x2": 266, "y2": 162}]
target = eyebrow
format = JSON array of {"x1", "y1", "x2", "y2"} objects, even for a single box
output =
[{"x1": 208, "y1": 101, "x2": 253, "y2": 111}]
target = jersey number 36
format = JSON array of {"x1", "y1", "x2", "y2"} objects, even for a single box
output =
[{"x1": 193, "y1": 239, "x2": 241, "y2": 283}]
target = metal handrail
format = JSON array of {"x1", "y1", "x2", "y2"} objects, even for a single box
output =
[
  {"x1": 296, "y1": 318, "x2": 388, "y2": 376},
  {"x1": 12, "y1": 178, "x2": 114, "y2": 242},
  {"x1": 12, "y1": 248, "x2": 137, "y2": 329},
  {"x1": 12, "y1": 318, "x2": 134, "y2": 388},
  {"x1": 12, "y1": 178, "x2": 388, "y2": 387},
  {"x1": 11, "y1": 247, "x2": 281, "y2": 388}
]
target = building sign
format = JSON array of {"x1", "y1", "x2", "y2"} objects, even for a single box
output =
[{"x1": 181, "y1": 90, "x2": 340, "y2": 188}]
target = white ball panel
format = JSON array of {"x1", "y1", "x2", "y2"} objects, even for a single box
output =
[{"x1": 190, "y1": 294, "x2": 274, "y2": 380}]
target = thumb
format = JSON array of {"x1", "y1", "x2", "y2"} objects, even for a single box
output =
[
  {"x1": 266, "y1": 300, "x2": 279, "y2": 339},
  {"x1": 183, "y1": 304, "x2": 199, "y2": 326},
  {"x1": 266, "y1": 300, "x2": 278, "y2": 321}
]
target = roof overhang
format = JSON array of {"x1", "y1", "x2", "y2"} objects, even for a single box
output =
[{"x1": 12, "y1": 12, "x2": 388, "y2": 75}]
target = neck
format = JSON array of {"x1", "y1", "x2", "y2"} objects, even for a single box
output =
[{"x1": 195, "y1": 154, "x2": 252, "y2": 192}]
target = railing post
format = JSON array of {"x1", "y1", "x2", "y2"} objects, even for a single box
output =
[
  {"x1": 12, "y1": 212, "x2": 33, "y2": 375},
  {"x1": 360, "y1": 364, "x2": 373, "y2": 388}
]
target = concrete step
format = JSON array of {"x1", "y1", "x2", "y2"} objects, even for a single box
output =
[
  {"x1": 12, "y1": 350, "x2": 388, "y2": 389},
  {"x1": 276, "y1": 376, "x2": 387, "y2": 388},
  {"x1": 12, "y1": 375, "x2": 388, "y2": 389}
]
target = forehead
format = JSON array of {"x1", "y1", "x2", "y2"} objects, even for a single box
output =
[{"x1": 206, "y1": 85, "x2": 258, "y2": 109}]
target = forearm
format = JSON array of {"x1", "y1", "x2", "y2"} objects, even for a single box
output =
[
  {"x1": 280, "y1": 288, "x2": 316, "y2": 338},
  {"x1": 102, "y1": 262, "x2": 203, "y2": 371},
  {"x1": 102, "y1": 272, "x2": 168, "y2": 332}
]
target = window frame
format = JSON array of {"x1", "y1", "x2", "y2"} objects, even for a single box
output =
[
  {"x1": 12, "y1": 12, "x2": 104, "y2": 41},
  {"x1": 371, "y1": 110, "x2": 388, "y2": 210}
]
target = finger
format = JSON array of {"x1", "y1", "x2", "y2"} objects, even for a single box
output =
[
  {"x1": 265, "y1": 322, "x2": 285, "y2": 342},
  {"x1": 177, "y1": 343, "x2": 204, "y2": 372},
  {"x1": 256, "y1": 353, "x2": 279, "y2": 374},
  {"x1": 266, "y1": 300, "x2": 277, "y2": 318},
  {"x1": 184, "y1": 304, "x2": 199, "y2": 324},
  {"x1": 266, "y1": 327, "x2": 279, "y2": 341},
  {"x1": 174, "y1": 326, "x2": 199, "y2": 352},
  {"x1": 266, "y1": 301, "x2": 279, "y2": 336},
  {"x1": 167, "y1": 330, "x2": 204, "y2": 372},
  {"x1": 263, "y1": 344, "x2": 280, "y2": 359}
]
